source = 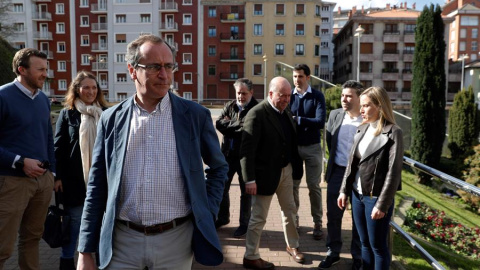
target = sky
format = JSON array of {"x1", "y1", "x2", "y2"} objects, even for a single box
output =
[{"x1": 332, "y1": 0, "x2": 447, "y2": 10}]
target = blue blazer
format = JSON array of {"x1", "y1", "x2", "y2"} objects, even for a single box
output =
[{"x1": 77, "y1": 92, "x2": 228, "y2": 268}]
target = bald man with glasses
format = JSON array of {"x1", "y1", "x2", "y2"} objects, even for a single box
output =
[{"x1": 77, "y1": 34, "x2": 228, "y2": 270}]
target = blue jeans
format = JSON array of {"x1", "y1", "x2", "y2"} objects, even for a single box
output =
[
  {"x1": 61, "y1": 205, "x2": 83, "y2": 259},
  {"x1": 352, "y1": 191, "x2": 393, "y2": 270}
]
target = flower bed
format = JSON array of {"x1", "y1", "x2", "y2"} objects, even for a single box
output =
[{"x1": 404, "y1": 202, "x2": 480, "y2": 260}]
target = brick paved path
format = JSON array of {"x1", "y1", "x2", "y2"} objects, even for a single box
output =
[{"x1": 5, "y1": 112, "x2": 358, "y2": 269}]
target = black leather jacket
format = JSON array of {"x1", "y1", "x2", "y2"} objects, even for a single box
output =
[{"x1": 339, "y1": 122, "x2": 403, "y2": 213}]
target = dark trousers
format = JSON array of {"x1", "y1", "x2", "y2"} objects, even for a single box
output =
[
  {"x1": 217, "y1": 156, "x2": 251, "y2": 227},
  {"x1": 352, "y1": 190, "x2": 394, "y2": 270},
  {"x1": 326, "y1": 164, "x2": 361, "y2": 259}
]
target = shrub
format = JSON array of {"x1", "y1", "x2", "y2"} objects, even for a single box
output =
[
  {"x1": 324, "y1": 84, "x2": 341, "y2": 117},
  {"x1": 405, "y1": 202, "x2": 480, "y2": 260},
  {"x1": 458, "y1": 144, "x2": 480, "y2": 213}
]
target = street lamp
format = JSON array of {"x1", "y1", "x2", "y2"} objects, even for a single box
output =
[
  {"x1": 460, "y1": 54, "x2": 469, "y2": 91},
  {"x1": 263, "y1": 54, "x2": 267, "y2": 99},
  {"x1": 354, "y1": 25, "x2": 365, "y2": 82}
]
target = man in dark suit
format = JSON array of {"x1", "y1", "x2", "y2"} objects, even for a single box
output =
[
  {"x1": 76, "y1": 34, "x2": 228, "y2": 269},
  {"x1": 319, "y1": 80, "x2": 363, "y2": 269},
  {"x1": 241, "y1": 77, "x2": 305, "y2": 269}
]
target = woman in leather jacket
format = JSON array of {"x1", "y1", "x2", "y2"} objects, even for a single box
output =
[
  {"x1": 53, "y1": 71, "x2": 108, "y2": 270},
  {"x1": 337, "y1": 86, "x2": 403, "y2": 270}
]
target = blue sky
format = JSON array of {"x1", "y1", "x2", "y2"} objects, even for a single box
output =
[{"x1": 333, "y1": 0, "x2": 446, "y2": 10}]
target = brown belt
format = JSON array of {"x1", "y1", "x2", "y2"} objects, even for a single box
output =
[{"x1": 117, "y1": 214, "x2": 192, "y2": 235}]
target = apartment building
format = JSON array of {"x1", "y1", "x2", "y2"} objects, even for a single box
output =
[{"x1": 333, "y1": 5, "x2": 454, "y2": 102}]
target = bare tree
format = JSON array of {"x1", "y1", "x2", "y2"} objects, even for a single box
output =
[{"x1": 0, "y1": 1, "x2": 16, "y2": 39}]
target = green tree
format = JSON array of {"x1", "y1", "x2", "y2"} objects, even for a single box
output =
[
  {"x1": 410, "y1": 4, "x2": 446, "y2": 185},
  {"x1": 0, "y1": 36, "x2": 16, "y2": 85},
  {"x1": 323, "y1": 84, "x2": 342, "y2": 117},
  {"x1": 448, "y1": 86, "x2": 478, "y2": 159}
]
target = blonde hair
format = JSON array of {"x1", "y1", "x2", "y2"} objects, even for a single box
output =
[
  {"x1": 361, "y1": 86, "x2": 396, "y2": 136},
  {"x1": 63, "y1": 71, "x2": 109, "y2": 109}
]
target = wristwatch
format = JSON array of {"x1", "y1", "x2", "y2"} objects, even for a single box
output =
[{"x1": 15, "y1": 157, "x2": 25, "y2": 171}]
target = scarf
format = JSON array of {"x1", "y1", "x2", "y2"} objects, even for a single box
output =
[{"x1": 75, "y1": 99, "x2": 103, "y2": 187}]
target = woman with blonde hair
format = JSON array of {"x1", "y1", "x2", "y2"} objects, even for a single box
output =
[
  {"x1": 53, "y1": 71, "x2": 108, "y2": 269},
  {"x1": 337, "y1": 86, "x2": 403, "y2": 269}
]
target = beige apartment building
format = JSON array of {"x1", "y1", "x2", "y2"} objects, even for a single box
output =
[
  {"x1": 243, "y1": 0, "x2": 326, "y2": 97},
  {"x1": 333, "y1": 5, "x2": 454, "y2": 103}
]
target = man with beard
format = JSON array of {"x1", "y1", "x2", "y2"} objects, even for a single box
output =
[{"x1": 0, "y1": 48, "x2": 56, "y2": 269}]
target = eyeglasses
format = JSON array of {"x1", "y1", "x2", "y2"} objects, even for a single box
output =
[{"x1": 136, "y1": 63, "x2": 177, "y2": 74}]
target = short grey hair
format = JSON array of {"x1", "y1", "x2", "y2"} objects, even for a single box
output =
[{"x1": 125, "y1": 34, "x2": 176, "y2": 67}]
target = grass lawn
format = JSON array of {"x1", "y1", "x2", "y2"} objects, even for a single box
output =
[{"x1": 393, "y1": 170, "x2": 480, "y2": 269}]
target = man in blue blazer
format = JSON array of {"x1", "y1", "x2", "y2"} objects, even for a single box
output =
[{"x1": 77, "y1": 35, "x2": 228, "y2": 269}]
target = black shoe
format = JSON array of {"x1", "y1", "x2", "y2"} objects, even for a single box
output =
[
  {"x1": 215, "y1": 219, "x2": 230, "y2": 229},
  {"x1": 352, "y1": 259, "x2": 362, "y2": 270},
  {"x1": 233, "y1": 225, "x2": 248, "y2": 238},
  {"x1": 318, "y1": 256, "x2": 340, "y2": 269},
  {"x1": 59, "y1": 258, "x2": 75, "y2": 270}
]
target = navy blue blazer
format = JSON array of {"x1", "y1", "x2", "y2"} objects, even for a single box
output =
[{"x1": 77, "y1": 92, "x2": 228, "y2": 267}]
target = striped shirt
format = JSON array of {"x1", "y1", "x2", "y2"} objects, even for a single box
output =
[{"x1": 118, "y1": 94, "x2": 191, "y2": 225}]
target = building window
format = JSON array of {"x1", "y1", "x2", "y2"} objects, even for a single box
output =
[
  {"x1": 405, "y1": 24, "x2": 416, "y2": 34},
  {"x1": 208, "y1": 65, "x2": 215, "y2": 76},
  {"x1": 140, "y1": 14, "x2": 151, "y2": 23},
  {"x1": 57, "y1": 42, "x2": 66, "y2": 52},
  {"x1": 276, "y1": 24, "x2": 284, "y2": 36},
  {"x1": 314, "y1": 65, "x2": 319, "y2": 76},
  {"x1": 460, "y1": 29, "x2": 467, "y2": 38},
  {"x1": 183, "y1": 14, "x2": 192, "y2": 25},
  {"x1": 472, "y1": 41, "x2": 478, "y2": 51},
  {"x1": 183, "y1": 53, "x2": 192, "y2": 64},
  {"x1": 296, "y1": 4, "x2": 305, "y2": 15},
  {"x1": 80, "y1": 16, "x2": 89, "y2": 26},
  {"x1": 58, "y1": 80, "x2": 67, "y2": 90},
  {"x1": 58, "y1": 61, "x2": 66, "y2": 71},
  {"x1": 275, "y1": 44, "x2": 284, "y2": 55},
  {"x1": 81, "y1": 54, "x2": 90, "y2": 65},
  {"x1": 322, "y1": 17, "x2": 329, "y2": 23},
  {"x1": 385, "y1": 24, "x2": 398, "y2": 33},
  {"x1": 208, "y1": 26, "x2": 216, "y2": 37},
  {"x1": 316, "y1": 5, "x2": 321, "y2": 16},
  {"x1": 314, "y1": 45, "x2": 320, "y2": 56},
  {"x1": 460, "y1": 16, "x2": 478, "y2": 26},
  {"x1": 296, "y1": 24, "x2": 305, "y2": 35},
  {"x1": 56, "y1": 23, "x2": 65, "y2": 33},
  {"x1": 208, "y1": 45, "x2": 216, "y2": 56},
  {"x1": 321, "y1": 29, "x2": 329, "y2": 35},
  {"x1": 460, "y1": 41, "x2": 466, "y2": 51},
  {"x1": 183, "y1": 0, "x2": 192, "y2": 5},
  {"x1": 81, "y1": 35, "x2": 89, "y2": 46},
  {"x1": 116, "y1": 53, "x2": 126, "y2": 63},
  {"x1": 254, "y1": 24, "x2": 263, "y2": 36},
  {"x1": 472, "y1": 29, "x2": 478, "y2": 38},
  {"x1": 183, "y1": 73, "x2": 193, "y2": 84},
  {"x1": 321, "y1": 42, "x2": 328, "y2": 48},
  {"x1": 322, "y1": 6, "x2": 330, "y2": 11},
  {"x1": 13, "y1": 4, "x2": 23, "y2": 12},
  {"x1": 116, "y1": 14, "x2": 126, "y2": 23},
  {"x1": 14, "y1": 23, "x2": 24, "y2": 32},
  {"x1": 383, "y1": 81, "x2": 397, "y2": 92},
  {"x1": 404, "y1": 43, "x2": 415, "y2": 54},
  {"x1": 254, "y1": 44, "x2": 263, "y2": 55},
  {"x1": 116, "y1": 34, "x2": 126, "y2": 43},
  {"x1": 253, "y1": 64, "x2": 262, "y2": 76},
  {"x1": 276, "y1": 4, "x2": 284, "y2": 15},
  {"x1": 116, "y1": 73, "x2": 127, "y2": 83},
  {"x1": 80, "y1": 0, "x2": 89, "y2": 7},
  {"x1": 315, "y1": 25, "x2": 320, "y2": 36},
  {"x1": 117, "y1": 93, "x2": 127, "y2": 101},
  {"x1": 56, "y1": 3, "x2": 65, "y2": 14},
  {"x1": 254, "y1": 4, "x2": 263, "y2": 15},
  {"x1": 183, "y1": 34, "x2": 192, "y2": 44},
  {"x1": 208, "y1": 7, "x2": 216, "y2": 17},
  {"x1": 360, "y1": 62, "x2": 373, "y2": 73},
  {"x1": 295, "y1": 44, "x2": 305, "y2": 56},
  {"x1": 450, "y1": 42, "x2": 455, "y2": 53},
  {"x1": 183, "y1": 92, "x2": 192, "y2": 100}
]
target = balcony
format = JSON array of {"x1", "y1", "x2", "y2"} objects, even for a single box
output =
[
  {"x1": 92, "y1": 43, "x2": 108, "y2": 52},
  {"x1": 92, "y1": 62, "x2": 109, "y2": 71},
  {"x1": 402, "y1": 70, "x2": 413, "y2": 81},
  {"x1": 385, "y1": 88, "x2": 401, "y2": 100},
  {"x1": 220, "y1": 72, "x2": 245, "y2": 81},
  {"x1": 159, "y1": 22, "x2": 178, "y2": 32},
  {"x1": 220, "y1": 53, "x2": 245, "y2": 62},
  {"x1": 220, "y1": 13, "x2": 245, "y2": 23},
  {"x1": 383, "y1": 49, "x2": 400, "y2": 61},
  {"x1": 91, "y1": 3, "x2": 107, "y2": 13},
  {"x1": 32, "y1": 12, "x2": 52, "y2": 21},
  {"x1": 402, "y1": 92, "x2": 412, "y2": 100},
  {"x1": 359, "y1": 73, "x2": 374, "y2": 80},
  {"x1": 382, "y1": 69, "x2": 399, "y2": 80},
  {"x1": 160, "y1": 1, "x2": 178, "y2": 12},
  {"x1": 91, "y1": 23, "x2": 108, "y2": 32},
  {"x1": 383, "y1": 31, "x2": 400, "y2": 42},
  {"x1": 32, "y1": 0, "x2": 51, "y2": 2},
  {"x1": 220, "y1": 33, "x2": 245, "y2": 42},
  {"x1": 33, "y1": 31, "x2": 52, "y2": 40},
  {"x1": 403, "y1": 51, "x2": 414, "y2": 62}
]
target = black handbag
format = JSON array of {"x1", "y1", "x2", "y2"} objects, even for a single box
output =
[{"x1": 42, "y1": 192, "x2": 71, "y2": 248}]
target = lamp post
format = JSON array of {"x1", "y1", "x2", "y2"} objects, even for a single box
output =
[
  {"x1": 263, "y1": 54, "x2": 267, "y2": 99},
  {"x1": 460, "y1": 54, "x2": 469, "y2": 91},
  {"x1": 354, "y1": 25, "x2": 365, "y2": 82}
]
